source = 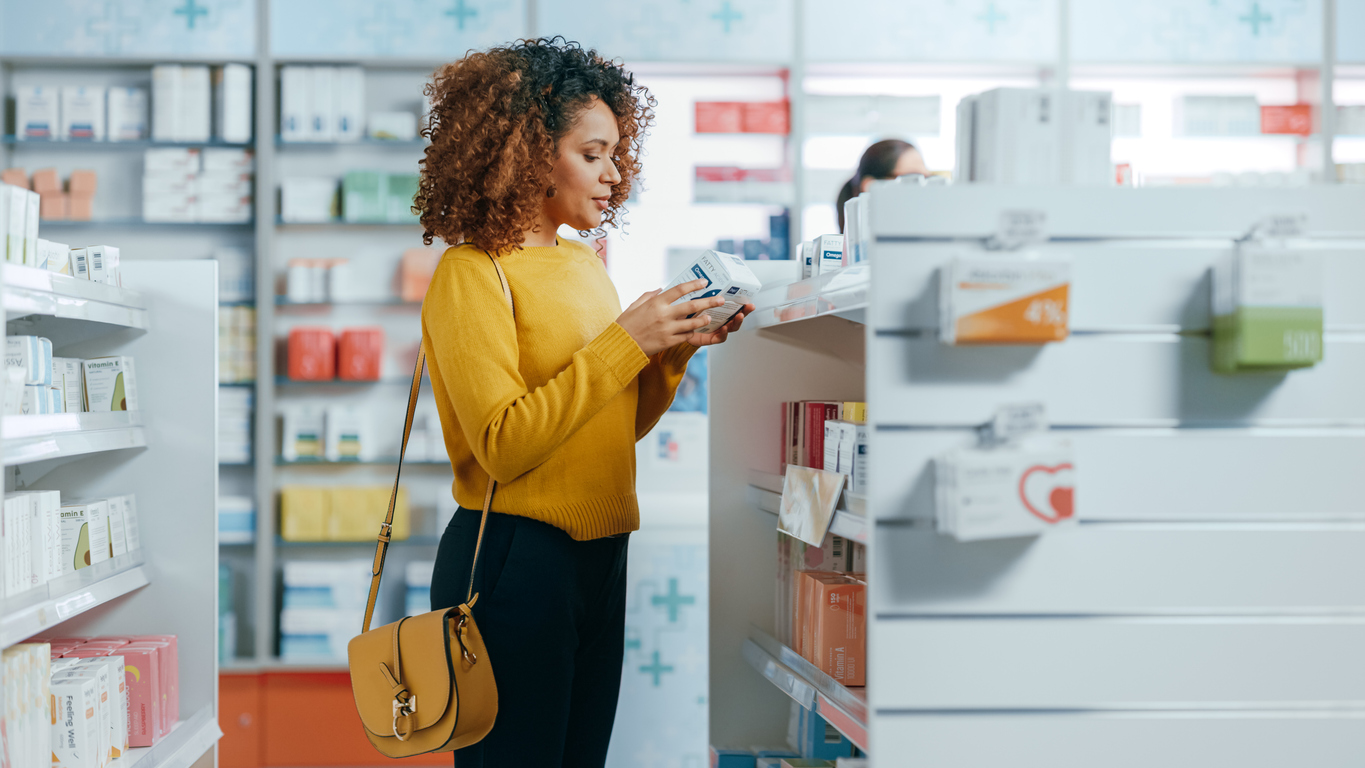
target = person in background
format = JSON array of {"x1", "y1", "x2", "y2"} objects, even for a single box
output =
[{"x1": 835, "y1": 138, "x2": 928, "y2": 232}]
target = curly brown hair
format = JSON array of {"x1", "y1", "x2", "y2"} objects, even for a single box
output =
[{"x1": 415, "y1": 37, "x2": 656, "y2": 253}]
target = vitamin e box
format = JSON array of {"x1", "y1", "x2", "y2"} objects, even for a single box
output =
[
  {"x1": 939, "y1": 257, "x2": 1070, "y2": 344},
  {"x1": 83, "y1": 356, "x2": 139, "y2": 411}
]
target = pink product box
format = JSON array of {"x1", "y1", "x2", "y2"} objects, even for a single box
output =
[
  {"x1": 61, "y1": 648, "x2": 113, "y2": 659},
  {"x1": 118, "y1": 644, "x2": 162, "y2": 747},
  {"x1": 127, "y1": 636, "x2": 177, "y2": 728}
]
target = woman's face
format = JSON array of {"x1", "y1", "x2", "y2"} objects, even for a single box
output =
[{"x1": 543, "y1": 97, "x2": 623, "y2": 232}]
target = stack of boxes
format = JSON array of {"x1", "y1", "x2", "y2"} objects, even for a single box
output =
[
  {"x1": 955, "y1": 88, "x2": 1113, "y2": 185},
  {"x1": 278, "y1": 485, "x2": 409, "y2": 542},
  {"x1": 40, "y1": 634, "x2": 180, "y2": 752},
  {"x1": 279, "y1": 560, "x2": 370, "y2": 660},
  {"x1": 0, "y1": 492, "x2": 141, "y2": 598},
  {"x1": 279, "y1": 66, "x2": 366, "y2": 142},
  {"x1": 279, "y1": 172, "x2": 424, "y2": 223},
  {"x1": 286, "y1": 326, "x2": 384, "y2": 381},
  {"x1": 694, "y1": 100, "x2": 790, "y2": 134},
  {"x1": 0, "y1": 180, "x2": 40, "y2": 263},
  {"x1": 218, "y1": 495, "x2": 256, "y2": 545},
  {"x1": 144, "y1": 147, "x2": 254, "y2": 223},
  {"x1": 218, "y1": 387, "x2": 253, "y2": 464},
  {"x1": 5, "y1": 335, "x2": 139, "y2": 416},
  {"x1": 15, "y1": 168, "x2": 99, "y2": 221},
  {"x1": 218, "y1": 305, "x2": 256, "y2": 383}
]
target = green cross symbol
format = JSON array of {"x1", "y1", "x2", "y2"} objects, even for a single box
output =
[
  {"x1": 1239, "y1": 2, "x2": 1273, "y2": 35},
  {"x1": 639, "y1": 651, "x2": 674, "y2": 687},
  {"x1": 711, "y1": 1, "x2": 744, "y2": 34},
  {"x1": 977, "y1": 2, "x2": 1008, "y2": 33},
  {"x1": 174, "y1": 0, "x2": 210, "y2": 30},
  {"x1": 446, "y1": 0, "x2": 478, "y2": 30},
  {"x1": 651, "y1": 578, "x2": 695, "y2": 623}
]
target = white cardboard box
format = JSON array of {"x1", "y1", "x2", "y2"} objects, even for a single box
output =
[
  {"x1": 59, "y1": 500, "x2": 111, "y2": 573},
  {"x1": 15, "y1": 86, "x2": 59, "y2": 140},
  {"x1": 663, "y1": 250, "x2": 762, "y2": 334},
  {"x1": 180, "y1": 65, "x2": 212, "y2": 142},
  {"x1": 60, "y1": 86, "x2": 107, "y2": 141},
  {"x1": 309, "y1": 67, "x2": 335, "y2": 141},
  {"x1": 82, "y1": 356, "x2": 139, "y2": 412},
  {"x1": 279, "y1": 66, "x2": 311, "y2": 142},
  {"x1": 214, "y1": 63, "x2": 253, "y2": 144},
  {"x1": 332, "y1": 67, "x2": 365, "y2": 142},
  {"x1": 151, "y1": 64, "x2": 183, "y2": 142},
  {"x1": 107, "y1": 87, "x2": 149, "y2": 141}
]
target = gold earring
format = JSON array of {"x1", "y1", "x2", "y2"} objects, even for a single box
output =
[{"x1": 546, "y1": 186, "x2": 556, "y2": 198}]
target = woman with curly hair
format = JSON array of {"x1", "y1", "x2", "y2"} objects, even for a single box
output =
[{"x1": 419, "y1": 38, "x2": 749, "y2": 766}]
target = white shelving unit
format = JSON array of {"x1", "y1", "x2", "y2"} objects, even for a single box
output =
[
  {"x1": 710, "y1": 185, "x2": 1365, "y2": 765},
  {"x1": 1, "y1": 260, "x2": 221, "y2": 766}
]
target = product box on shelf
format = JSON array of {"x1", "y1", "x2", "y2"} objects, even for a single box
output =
[
  {"x1": 59, "y1": 86, "x2": 107, "y2": 141},
  {"x1": 114, "y1": 642, "x2": 163, "y2": 745},
  {"x1": 59, "y1": 500, "x2": 111, "y2": 573},
  {"x1": 108, "y1": 87, "x2": 149, "y2": 141},
  {"x1": 332, "y1": 67, "x2": 365, "y2": 141},
  {"x1": 401, "y1": 247, "x2": 442, "y2": 302},
  {"x1": 337, "y1": 328, "x2": 384, "y2": 381},
  {"x1": 280, "y1": 177, "x2": 338, "y2": 222},
  {"x1": 280, "y1": 485, "x2": 327, "y2": 539},
  {"x1": 214, "y1": 63, "x2": 253, "y2": 144},
  {"x1": 82, "y1": 356, "x2": 138, "y2": 411},
  {"x1": 287, "y1": 327, "x2": 337, "y2": 380},
  {"x1": 822, "y1": 420, "x2": 868, "y2": 496},
  {"x1": 125, "y1": 635, "x2": 178, "y2": 729},
  {"x1": 72, "y1": 655, "x2": 129, "y2": 761},
  {"x1": 281, "y1": 405, "x2": 326, "y2": 461},
  {"x1": 50, "y1": 671, "x2": 101, "y2": 768},
  {"x1": 808, "y1": 575, "x2": 866, "y2": 686},
  {"x1": 323, "y1": 405, "x2": 370, "y2": 462},
  {"x1": 368, "y1": 111, "x2": 418, "y2": 141},
  {"x1": 53, "y1": 661, "x2": 113, "y2": 765},
  {"x1": 16, "y1": 86, "x2": 59, "y2": 139},
  {"x1": 108, "y1": 495, "x2": 141, "y2": 552},
  {"x1": 939, "y1": 257, "x2": 1070, "y2": 345},
  {"x1": 936, "y1": 441, "x2": 1076, "y2": 541},
  {"x1": 72, "y1": 245, "x2": 119, "y2": 285},
  {"x1": 663, "y1": 250, "x2": 761, "y2": 334},
  {"x1": 219, "y1": 495, "x2": 256, "y2": 544},
  {"x1": 42, "y1": 239, "x2": 72, "y2": 274},
  {"x1": 803, "y1": 235, "x2": 844, "y2": 278},
  {"x1": 7, "y1": 335, "x2": 53, "y2": 387},
  {"x1": 1212, "y1": 243, "x2": 1323, "y2": 373}
]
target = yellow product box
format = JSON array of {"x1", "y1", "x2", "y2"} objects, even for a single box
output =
[
  {"x1": 60, "y1": 500, "x2": 111, "y2": 574},
  {"x1": 326, "y1": 486, "x2": 409, "y2": 541},
  {"x1": 280, "y1": 485, "x2": 328, "y2": 541},
  {"x1": 939, "y1": 257, "x2": 1070, "y2": 345},
  {"x1": 83, "y1": 356, "x2": 139, "y2": 411}
]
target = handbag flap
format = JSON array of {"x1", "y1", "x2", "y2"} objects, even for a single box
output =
[{"x1": 348, "y1": 608, "x2": 454, "y2": 735}]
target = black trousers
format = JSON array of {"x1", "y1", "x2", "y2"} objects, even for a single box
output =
[{"x1": 430, "y1": 508, "x2": 629, "y2": 768}]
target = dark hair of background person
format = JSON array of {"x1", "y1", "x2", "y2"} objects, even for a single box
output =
[{"x1": 836, "y1": 138, "x2": 916, "y2": 232}]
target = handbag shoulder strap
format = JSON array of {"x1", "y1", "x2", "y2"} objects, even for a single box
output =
[{"x1": 362, "y1": 251, "x2": 514, "y2": 634}]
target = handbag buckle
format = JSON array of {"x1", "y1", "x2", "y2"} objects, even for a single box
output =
[
  {"x1": 455, "y1": 613, "x2": 478, "y2": 665},
  {"x1": 377, "y1": 522, "x2": 392, "y2": 543},
  {"x1": 392, "y1": 694, "x2": 417, "y2": 741}
]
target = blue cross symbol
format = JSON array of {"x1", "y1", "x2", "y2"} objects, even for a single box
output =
[
  {"x1": 446, "y1": 0, "x2": 478, "y2": 30},
  {"x1": 174, "y1": 0, "x2": 210, "y2": 30},
  {"x1": 977, "y1": 2, "x2": 1008, "y2": 33},
  {"x1": 638, "y1": 651, "x2": 674, "y2": 687},
  {"x1": 625, "y1": 632, "x2": 642, "y2": 652},
  {"x1": 359, "y1": 5, "x2": 413, "y2": 55},
  {"x1": 86, "y1": 1, "x2": 141, "y2": 54},
  {"x1": 650, "y1": 578, "x2": 695, "y2": 623},
  {"x1": 711, "y1": 1, "x2": 744, "y2": 34},
  {"x1": 1239, "y1": 2, "x2": 1272, "y2": 35}
]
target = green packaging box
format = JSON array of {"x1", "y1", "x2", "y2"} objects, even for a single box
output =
[
  {"x1": 342, "y1": 171, "x2": 385, "y2": 222},
  {"x1": 1210, "y1": 245, "x2": 1324, "y2": 374},
  {"x1": 383, "y1": 174, "x2": 421, "y2": 223}
]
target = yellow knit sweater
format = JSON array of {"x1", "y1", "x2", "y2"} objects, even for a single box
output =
[{"x1": 421, "y1": 240, "x2": 697, "y2": 540}]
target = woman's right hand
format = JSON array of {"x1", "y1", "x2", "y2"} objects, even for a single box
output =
[{"x1": 617, "y1": 280, "x2": 726, "y2": 356}]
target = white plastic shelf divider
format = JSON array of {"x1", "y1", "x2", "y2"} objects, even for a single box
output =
[
  {"x1": 3, "y1": 412, "x2": 147, "y2": 465},
  {"x1": 0, "y1": 552, "x2": 148, "y2": 648},
  {"x1": 742, "y1": 627, "x2": 868, "y2": 752},
  {"x1": 748, "y1": 470, "x2": 868, "y2": 544},
  {"x1": 114, "y1": 705, "x2": 222, "y2": 768},
  {"x1": 749, "y1": 265, "x2": 868, "y2": 330},
  {"x1": 3, "y1": 263, "x2": 149, "y2": 329}
]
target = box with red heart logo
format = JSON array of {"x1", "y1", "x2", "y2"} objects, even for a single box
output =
[{"x1": 935, "y1": 442, "x2": 1076, "y2": 541}]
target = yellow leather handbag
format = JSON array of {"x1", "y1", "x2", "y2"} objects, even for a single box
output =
[{"x1": 347, "y1": 253, "x2": 512, "y2": 757}]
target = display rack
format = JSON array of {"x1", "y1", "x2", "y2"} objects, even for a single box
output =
[
  {"x1": 1, "y1": 260, "x2": 220, "y2": 765},
  {"x1": 710, "y1": 185, "x2": 1365, "y2": 765}
]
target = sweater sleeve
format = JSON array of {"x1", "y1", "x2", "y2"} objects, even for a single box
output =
[
  {"x1": 634, "y1": 342, "x2": 700, "y2": 440},
  {"x1": 423, "y1": 257, "x2": 650, "y2": 484}
]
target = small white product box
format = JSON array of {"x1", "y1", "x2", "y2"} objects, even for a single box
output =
[
  {"x1": 280, "y1": 177, "x2": 338, "y2": 222},
  {"x1": 145, "y1": 147, "x2": 202, "y2": 174},
  {"x1": 59, "y1": 500, "x2": 111, "y2": 573},
  {"x1": 72, "y1": 245, "x2": 119, "y2": 285},
  {"x1": 309, "y1": 67, "x2": 336, "y2": 141},
  {"x1": 325, "y1": 405, "x2": 370, "y2": 461},
  {"x1": 823, "y1": 419, "x2": 868, "y2": 496},
  {"x1": 60, "y1": 86, "x2": 107, "y2": 141},
  {"x1": 279, "y1": 66, "x2": 311, "y2": 141},
  {"x1": 1060, "y1": 90, "x2": 1114, "y2": 186},
  {"x1": 152, "y1": 64, "x2": 183, "y2": 142},
  {"x1": 21, "y1": 384, "x2": 48, "y2": 414},
  {"x1": 42, "y1": 491, "x2": 63, "y2": 581},
  {"x1": 180, "y1": 65, "x2": 212, "y2": 143},
  {"x1": 6, "y1": 335, "x2": 46, "y2": 385},
  {"x1": 15, "y1": 85, "x2": 59, "y2": 140},
  {"x1": 202, "y1": 147, "x2": 255, "y2": 173},
  {"x1": 663, "y1": 249, "x2": 762, "y2": 334},
  {"x1": 115, "y1": 494, "x2": 141, "y2": 551},
  {"x1": 50, "y1": 673, "x2": 101, "y2": 768},
  {"x1": 75, "y1": 655, "x2": 129, "y2": 760},
  {"x1": 332, "y1": 67, "x2": 365, "y2": 142},
  {"x1": 811, "y1": 234, "x2": 845, "y2": 276},
  {"x1": 46, "y1": 240, "x2": 72, "y2": 275},
  {"x1": 367, "y1": 111, "x2": 418, "y2": 141},
  {"x1": 971, "y1": 88, "x2": 1060, "y2": 185},
  {"x1": 106, "y1": 497, "x2": 129, "y2": 558},
  {"x1": 936, "y1": 441, "x2": 1076, "y2": 541},
  {"x1": 55, "y1": 664, "x2": 111, "y2": 766},
  {"x1": 214, "y1": 63, "x2": 253, "y2": 144},
  {"x1": 24, "y1": 189, "x2": 40, "y2": 267},
  {"x1": 107, "y1": 87, "x2": 149, "y2": 141},
  {"x1": 23, "y1": 493, "x2": 47, "y2": 589},
  {"x1": 82, "y1": 356, "x2": 138, "y2": 411}
]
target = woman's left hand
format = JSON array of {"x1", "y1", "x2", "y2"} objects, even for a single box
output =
[{"x1": 684, "y1": 303, "x2": 754, "y2": 347}]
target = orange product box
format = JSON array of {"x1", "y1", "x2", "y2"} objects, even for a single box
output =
[
  {"x1": 1261, "y1": 104, "x2": 1313, "y2": 135},
  {"x1": 69, "y1": 169, "x2": 98, "y2": 195},
  {"x1": 287, "y1": 327, "x2": 337, "y2": 381},
  {"x1": 117, "y1": 644, "x2": 162, "y2": 747},
  {"x1": 1, "y1": 168, "x2": 27, "y2": 187},
  {"x1": 69, "y1": 193, "x2": 94, "y2": 221},
  {"x1": 796, "y1": 571, "x2": 843, "y2": 660},
  {"x1": 695, "y1": 101, "x2": 745, "y2": 133},
  {"x1": 30, "y1": 167, "x2": 61, "y2": 193},
  {"x1": 940, "y1": 258, "x2": 1071, "y2": 345},
  {"x1": 743, "y1": 101, "x2": 791, "y2": 134},
  {"x1": 400, "y1": 248, "x2": 441, "y2": 302},
  {"x1": 337, "y1": 327, "x2": 384, "y2": 381},
  {"x1": 40, "y1": 191, "x2": 69, "y2": 219},
  {"x1": 810, "y1": 575, "x2": 866, "y2": 686}
]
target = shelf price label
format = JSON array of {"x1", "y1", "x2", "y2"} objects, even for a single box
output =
[
  {"x1": 55, "y1": 590, "x2": 97, "y2": 619},
  {"x1": 988, "y1": 209, "x2": 1048, "y2": 250}
]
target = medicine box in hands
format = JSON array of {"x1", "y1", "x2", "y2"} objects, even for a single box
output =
[
  {"x1": 936, "y1": 441, "x2": 1076, "y2": 541},
  {"x1": 83, "y1": 356, "x2": 139, "y2": 411},
  {"x1": 664, "y1": 250, "x2": 761, "y2": 334},
  {"x1": 1212, "y1": 244, "x2": 1323, "y2": 373},
  {"x1": 939, "y1": 257, "x2": 1070, "y2": 344}
]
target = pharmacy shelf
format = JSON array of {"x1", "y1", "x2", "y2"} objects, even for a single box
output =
[
  {"x1": 0, "y1": 552, "x2": 148, "y2": 648},
  {"x1": 275, "y1": 217, "x2": 419, "y2": 227},
  {"x1": 3, "y1": 411, "x2": 147, "y2": 465},
  {"x1": 274, "y1": 135, "x2": 428, "y2": 148},
  {"x1": 275, "y1": 457, "x2": 449, "y2": 466},
  {"x1": 742, "y1": 627, "x2": 868, "y2": 752},
  {"x1": 220, "y1": 658, "x2": 347, "y2": 673},
  {"x1": 747, "y1": 471, "x2": 868, "y2": 545},
  {"x1": 275, "y1": 535, "x2": 441, "y2": 548},
  {"x1": 114, "y1": 705, "x2": 221, "y2": 768},
  {"x1": 748, "y1": 266, "x2": 868, "y2": 330},
  {"x1": 36, "y1": 219, "x2": 253, "y2": 228},
  {"x1": 2, "y1": 136, "x2": 253, "y2": 149},
  {"x1": 3, "y1": 263, "x2": 149, "y2": 328},
  {"x1": 274, "y1": 376, "x2": 419, "y2": 387},
  {"x1": 275, "y1": 297, "x2": 419, "y2": 308}
]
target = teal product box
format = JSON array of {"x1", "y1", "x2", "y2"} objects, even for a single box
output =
[
  {"x1": 1211, "y1": 244, "x2": 1324, "y2": 373},
  {"x1": 711, "y1": 747, "x2": 756, "y2": 767},
  {"x1": 796, "y1": 708, "x2": 855, "y2": 760},
  {"x1": 342, "y1": 171, "x2": 386, "y2": 222},
  {"x1": 383, "y1": 174, "x2": 421, "y2": 222}
]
